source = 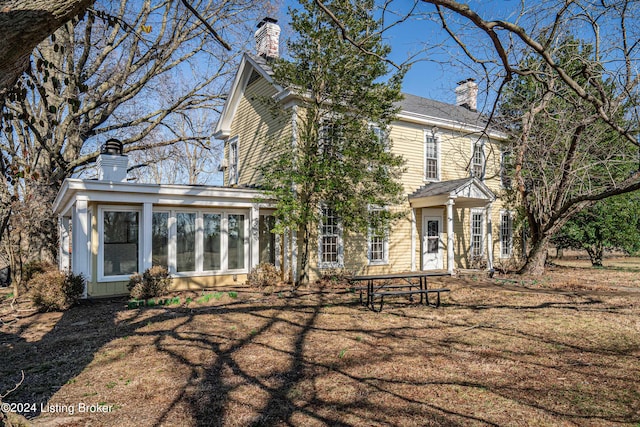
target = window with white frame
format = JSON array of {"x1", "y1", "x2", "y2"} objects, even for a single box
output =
[
  {"x1": 424, "y1": 132, "x2": 438, "y2": 180},
  {"x1": 471, "y1": 210, "x2": 484, "y2": 258},
  {"x1": 500, "y1": 211, "x2": 514, "y2": 258},
  {"x1": 228, "y1": 138, "x2": 238, "y2": 185},
  {"x1": 152, "y1": 212, "x2": 169, "y2": 268},
  {"x1": 368, "y1": 207, "x2": 388, "y2": 264},
  {"x1": 176, "y1": 212, "x2": 196, "y2": 272},
  {"x1": 319, "y1": 206, "x2": 342, "y2": 267},
  {"x1": 319, "y1": 120, "x2": 343, "y2": 158},
  {"x1": 472, "y1": 141, "x2": 485, "y2": 179},
  {"x1": 501, "y1": 150, "x2": 512, "y2": 188},
  {"x1": 101, "y1": 209, "x2": 140, "y2": 279},
  {"x1": 203, "y1": 213, "x2": 222, "y2": 271},
  {"x1": 228, "y1": 214, "x2": 245, "y2": 270}
]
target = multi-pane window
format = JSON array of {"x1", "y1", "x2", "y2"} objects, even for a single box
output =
[
  {"x1": 320, "y1": 206, "x2": 342, "y2": 267},
  {"x1": 228, "y1": 138, "x2": 238, "y2": 185},
  {"x1": 368, "y1": 208, "x2": 388, "y2": 264},
  {"x1": 152, "y1": 212, "x2": 169, "y2": 268},
  {"x1": 425, "y1": 134, "x2": 438, "y2": 180},
  {"x1": 500, "y1": 211, "x2": 513, "y2": 258},
  {"x1": 472, "y1": 142, "x2": 484, "y2": 179},
  {"x1": 501, "y1": 150, "x2": 512, "y2": 188},
  {"x1": 426, "y1": 220, "x2": 439, "y2": 254},
  {"x1": 319, "y1": 121, "x2": 343, "y2": 158},
  {"x1": 103, "y1": 211, "x2": 139, "y2": 277},
  {"x1": 471, "y1": 210, "x2": 484, "y2": 258}
]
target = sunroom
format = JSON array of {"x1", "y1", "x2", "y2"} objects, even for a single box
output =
[{"x1": 52, "y1": 151, "x2": 277, "y2": 298}]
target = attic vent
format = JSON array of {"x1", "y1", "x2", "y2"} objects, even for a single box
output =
[{"x1": 247, "y1": 70, "x2": 261, "y2": 87}]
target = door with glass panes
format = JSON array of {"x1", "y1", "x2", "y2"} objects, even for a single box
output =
[{"x1": 422, "y1": 210, "x2": 443, "y2": 270}]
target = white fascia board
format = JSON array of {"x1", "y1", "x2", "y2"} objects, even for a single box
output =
[
  {"x1": 54, "y1": 179, "x2": 274, "y2": 213},
  {"x1": 396, "y1": 111, "x2": 508, "y2": 141},
  {"x1": 214, "y1": 54, "x2": 283, "y2": 139}
]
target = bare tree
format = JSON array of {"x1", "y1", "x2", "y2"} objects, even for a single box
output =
[
  {"x1": 0, "y1": 0, "x2": 266, "y2": 269},
  {"x1": 316, "y1": 0, "x2": 640, "y2": 275}
]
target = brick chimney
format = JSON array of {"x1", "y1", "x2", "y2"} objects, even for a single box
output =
[
  {"x1": 455, "y1": 78, "x2": 478, "y2": 111},
  {"x1": 255, "y1": 17, "x2": 280, "y2": 59},
  {"x1": 96, "y1": 138, "x2": 128, "y2": 182}
]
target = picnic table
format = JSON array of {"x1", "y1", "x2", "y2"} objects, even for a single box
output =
[{"x1": 350, "y1": 271, "x2": 450, "y2": 312}]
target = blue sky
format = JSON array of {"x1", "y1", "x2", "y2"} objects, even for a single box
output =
[{"x1": 274, "y1": 1, "x2": 525, "y2": 106}]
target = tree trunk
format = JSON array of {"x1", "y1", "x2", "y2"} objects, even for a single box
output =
[
  {"x1": 586, "y1": 245, "x2": 604, "y2": 267},
  {"x1": 518, "y1": 234, "x2": 551, "y2": 276},
  {"x1": 0, "y1": 0, "x2": 94, "y2": 93},
  {"x1": 297, "y1": 225, "x2": 310, "y2": 287}
]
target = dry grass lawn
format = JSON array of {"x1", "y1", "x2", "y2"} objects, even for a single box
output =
[{"x1": 1, "y1": 260, "x2": 639, "y2": 426}]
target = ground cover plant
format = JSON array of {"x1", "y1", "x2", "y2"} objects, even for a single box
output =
[{"x1": 0, "y1": 259, "x2": 639, "y2": 426}]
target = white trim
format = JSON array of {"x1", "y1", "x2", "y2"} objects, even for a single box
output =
[
  {"x1": 423, "y1": 128, "x2": 440, "y2": 182},
  {"x1": 53, "y1": 178, "x2": 273, "y2": 217},
  {"x1": 395, "y1": 112, "x2": 508, "y2": 140},
  {"x1": 422, "y1": 208, "x2": 444, "y2": 270},
  {"x1": 213, "y1": 54, "x2": 282, "y2": 139},
  {"x1": 470, "y1": 208, "x2": 485, "y2": 258},
  {"x1": 471, "y1": 137, "x2": 486, "y2": 180},
  {"x1": 228, "y1": 137, "x2": 239, "y2": 186},
  {"x1": 446, "y1": 198, "x2": 455, "y2": 275},
  {"x1": 97, "y1": 206, "x2": 142, "y2": 283},
  {"x1": 499, "y1": 209, "x2": 515, "y2": 259},
  {"x1": 410, "y1": 209, "x2": 417, "y2": 271},
  {"x1": 367, "y1": 206, "x2": 389, "y2": 266},
  {"x1": 318, "y1": 206, "x2": 344, "y2": 269}
]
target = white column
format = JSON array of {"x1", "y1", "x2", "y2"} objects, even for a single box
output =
[
  {"x1": 72, "y1": 198, "x2": 90, "y2": 298},
  {"x1": 447, "y1": 198, "x2": 455, "y2": 276},
  {"x1": 59, "y1": 216, "x2": 71, "y2": 271},
  {"x1": 410, "y1": 209, "x2": 417, "y2": 271},
  {"x1": 486, "y1": 203, "x2": 494, "y2": 270},
  {"x1": 142, "y1": 202, "x2": 153, "y2": 271},
  {"x1": 250, "y1": 204, "x2": 260, "y2": 270}
]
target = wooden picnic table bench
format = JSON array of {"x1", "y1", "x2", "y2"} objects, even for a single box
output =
[{"x1": 350, "y1": 271, "x2": 450, "y2": 312}]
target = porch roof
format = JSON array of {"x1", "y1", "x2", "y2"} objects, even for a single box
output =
[{"x1": 409, "y1": 177, "x2": 496, "y2": 208}]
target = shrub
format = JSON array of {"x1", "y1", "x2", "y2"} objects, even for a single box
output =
[
  {"x1": 22, "y1": 260, "x2": 56, "y2": 284},
  {"x1": 30, "y1": 270, "x2": 85, "y2": 311},
  {"x1": 128, "y1": 266, "x2": 171, "y2": 300},
  {"x1": 246, "y1": 263, "x2": 280, "y2": 288},
  {"x1": 320, "y1": 268, "x2": 353, "y2": 284}
]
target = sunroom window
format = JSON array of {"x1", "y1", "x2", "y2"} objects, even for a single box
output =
[{"x1": 103, "y1": 210, "x2": 139, "y2": 277}]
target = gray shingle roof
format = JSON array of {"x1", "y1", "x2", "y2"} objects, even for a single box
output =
[
  {"x1": 409, "y1": 178, "x2": 474, "y2": 199},
  {"x1": 247, "y1": 54, "x2": 490, "y2": 127},
  {"x1": 397, "y1": 93, "x2": 489, "y2": 126}
]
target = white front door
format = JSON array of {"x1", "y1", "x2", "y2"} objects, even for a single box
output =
[{"x1": 422, "y1": 210, "x2": 443, "y2": 270}]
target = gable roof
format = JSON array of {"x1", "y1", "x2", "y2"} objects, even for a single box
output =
[
  {"x1": 409, "y1": 177, "x2": 496, "y2": 208},
  {"x1": 214, "y1": 53, "x2": 506, "y2": 140}
]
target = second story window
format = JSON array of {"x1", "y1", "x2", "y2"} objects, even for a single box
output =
[
  {"x1": 424, "y1": 133, "x2": 438, "y2": 180},
  {"x1": 501, "y1": 150, "x2": 512, "y2": 188},
  {"x1": 319, "y1": 121, "x2": 343, "y2": 158},
  {"x1": 472, "y1": 141, "x2": 485, "y2": 179},
  {"x1": 228, "y1": 138, "x2": 238, "y2": 186}
]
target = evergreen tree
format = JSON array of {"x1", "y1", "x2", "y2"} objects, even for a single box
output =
[
  {"x1": 263, "y1": 0, "x2": 406, "y2": 285},
  {"x1": 553, "y1": 193, "x2": 640, "y2": 267}
]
